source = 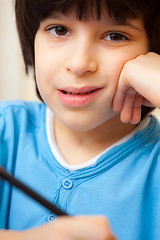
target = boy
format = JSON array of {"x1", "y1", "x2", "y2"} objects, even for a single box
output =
[{"x1": 0, "y1": 0, "x2": 160, "y2": 239}]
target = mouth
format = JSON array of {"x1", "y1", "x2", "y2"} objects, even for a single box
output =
[
  {"x1": 62, "y1": 89, "x2": 96, "y2": 95},
  {"x1": 57, "y1": 87, "x2": 103, "y2": 107},
  {"x1": 59, "y1": 86, "x2": 102, "y2": 95}
]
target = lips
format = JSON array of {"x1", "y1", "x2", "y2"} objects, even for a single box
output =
[{"x1": 57, "y1": 87, "x2": 102, "y2": 107}]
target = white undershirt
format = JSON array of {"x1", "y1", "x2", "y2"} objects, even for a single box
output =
[{"x1": 46, "y1": 107, "x2": 150, "y2": 171}]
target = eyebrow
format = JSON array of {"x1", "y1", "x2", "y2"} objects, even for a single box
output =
[
  {"x1": 114, "y1": 22, "x2": 142, "y2": 32},
  {"x1": 106, "y1": 16, "x2": 142, "y2": 32}
]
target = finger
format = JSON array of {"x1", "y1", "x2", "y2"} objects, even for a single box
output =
[
  {"x1": 120, "y1": 88, "x2": 137, "y2": 123},
  {"x1": 71, "y1": 216, "x2": 117, "y2": 240},
  {"x1": 130, "y1": 94, "x2": 143, "y2": 124},
  {"x1": 112, "y1": 91, "x2": 125, "y2": 112},
  {"x1": 112, "y1": 65, "x2": 130, "y2": 112},
  {"x1": 112, "y1": 82, "x2": 128, "y2": 112},
  {"x1": 112, "y1": 87, "x2": 126, "y2": 112},
  {"x1": 142, "y1": 98, "x2": 155, "y2": 107}
]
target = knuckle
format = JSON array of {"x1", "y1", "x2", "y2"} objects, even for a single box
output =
[
  {"x1": 122, "y1": 60, "x2": 135, "y2": 80},
  {"x1": 99, "y1": 216, "x2": 109, "y2": 226},
  {"x1": 146, "y1": 52, "x2": 155, "y2": 57},
  {"x1": 124, "y1": 59, "x2": 134, "y2": 71}
]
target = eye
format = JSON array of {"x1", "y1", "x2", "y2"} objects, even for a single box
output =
[
  {"x1": 47, "y1": 25, "x2": 71, "y2": 37},
  {"x1": 104, "y1": 32, "x2": 128, "y2": 41}
]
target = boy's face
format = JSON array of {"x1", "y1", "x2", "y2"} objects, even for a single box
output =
[{"x1": 35, "y1": 12, "x2": 148, "y2": 131}]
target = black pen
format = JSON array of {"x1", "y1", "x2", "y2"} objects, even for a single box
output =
[{"x1": 0, "y1": 166, "x2": 68, "y2": 216}]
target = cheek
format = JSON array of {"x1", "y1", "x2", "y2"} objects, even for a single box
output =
[
  {"x1": 35, "y1": 50, "x2": 51, "y2": 81},
  {"x1": 103, "y1": 47, "x2": 143, "y2": 85},
  {"x1": 34, "y1": 52, "x2": 53, "y2": 99},
  {"x1": 101, "y1": 52, "x2": 128, "y2": 88},
  {"x1": 35, "y1": 56, "x2": 56, "y2": 96},
  {"x1": 35, "y1": 48, "x2": 65, "y2": 89},
  {"x1": 35, "y1": 36, "x2": 55, "y2": 83}
]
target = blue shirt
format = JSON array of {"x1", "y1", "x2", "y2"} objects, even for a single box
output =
[{"x1": 0, "y1": 100, "x2": 160, "y2": 240}]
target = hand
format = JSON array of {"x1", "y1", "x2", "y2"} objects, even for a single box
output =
[
  {"x1": 112, "y1": 52, "x2": 160, "y2": 124},
  {"x1": 23, "y1": 216, "x2": 117, "y2": 240}
]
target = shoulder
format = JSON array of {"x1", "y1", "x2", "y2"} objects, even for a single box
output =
[
  {"x1": 0, "y1": 100, "x2": 45, "y2": 115},
  {"x1": 0, "y1": 100, "x2": 46, "y2": 127},
  {"x1": 0, "y1": 100, "x2": 48, "y2": 172}
]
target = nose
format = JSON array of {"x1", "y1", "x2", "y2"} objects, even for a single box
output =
[{"x1": 65, "y1": 43, "x2": 98, "y2": 77}]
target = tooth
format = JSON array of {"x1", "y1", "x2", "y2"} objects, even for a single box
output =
[{"x1": 63, "y1": 90, "x2": 95, "y2": 95}]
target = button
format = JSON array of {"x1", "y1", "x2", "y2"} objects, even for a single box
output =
[
  {"x1": 47, "y1": 214, "x2": 55, "y2": 223},
  {"x1": 62, "y1": 179, "x2": 73, "y2": 189}
]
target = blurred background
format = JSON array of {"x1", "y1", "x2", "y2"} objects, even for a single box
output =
[
  {"x1": 0, "y1": 0, "x2": 38, "y2": 101},
  {"x1": 0, "y1": 0, "x2": 160, "y2": 119}
]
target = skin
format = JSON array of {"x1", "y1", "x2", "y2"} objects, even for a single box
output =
[
  {"x1": 0, "y1": 216, "x2": 116, "y2": 240},
  {"x1": 34, "y1": 12, "x2": 149, "y2": 164}
]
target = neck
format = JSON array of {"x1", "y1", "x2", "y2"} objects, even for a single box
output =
[{"x1": 54, "y1": 114, "x2": 136, "y2": 165}]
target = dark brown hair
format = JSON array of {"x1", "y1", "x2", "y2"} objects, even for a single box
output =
[{"x1": 15, "y1": 0, "x2": 160, "y2": 117}]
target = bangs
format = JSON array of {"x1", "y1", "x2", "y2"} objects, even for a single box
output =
[{"x1": 31, "y1": 0, "x2": 145, "y2": 24}]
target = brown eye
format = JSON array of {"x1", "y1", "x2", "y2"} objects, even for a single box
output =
[
  {"x1": 104, "y1": 32, "x2": 128, "y2": 41},
  {"x1": 55, "y1": 26, "x2": 68, "y2": 35},
  {"x1": 47, "y1": 25, "x2": 70, "y2": 36},
  {"x1": 110, "y1": 33, "x2": 126, "y2": 41}
]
